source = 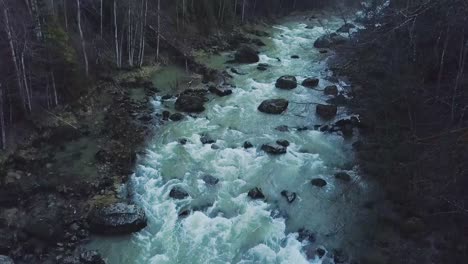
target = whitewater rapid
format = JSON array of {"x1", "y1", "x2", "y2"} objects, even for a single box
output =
[{"x1": 90, "y1": 12, "x2": 378, "y2": 264}]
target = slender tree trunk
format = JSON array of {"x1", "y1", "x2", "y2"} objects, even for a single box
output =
[
  {"x1": 157, "y1": 0, "x2": 161, "y2": 61},
  {"x1": 64, "y1": 0, "x2": 68, "y2": 31},
  {"x1": 114, "y1": 0, "x2": 121, "y2": 68},
  {"x1": 139, "y1": 0, "x2": 147, "y2": 67},
  {"x1": 76, "y1": 0, "x2": 89, "y2": 76},
  {"x1": 100, "y1": 0, "x2": 103, "y2": 38},
  {"x1": 2, "y1": 6, "x2": 27, "y2": 112},
  {"x1": 51, "y1": 71, "x2": 58, "y2": 106},
  {"x1": 20, "y1": 51, "x2": 32, "y2": 112},
  {"x1": 0, "y1": 85, "x2": 5, "y2": 150},
  {"x1": 242, "y1": 0, "x2": 246, "y2": 23}
]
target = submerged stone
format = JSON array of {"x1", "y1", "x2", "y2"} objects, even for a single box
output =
[
  {"x1": 169, "y1": 187, "x2": 189, "y2": 199},
  {"x1": 276, "y1": 139, "x2": 290, "y2": 147},
  {"x1": 281, "y1": 190, "x2": 297, "y2": 203},
  {"x1": 316, "y1": 104, "x2": 337, "y2": 119},
  {"x1": 335, "y1": 172, "x2": 352, "y2": 182},
  {"x1": 169, "y1": 113, "x2": 185, "y2": 121},
  {"x1": 243, "y1": 141, "x2": 254, "y2": 149},
  {"x1": 311, "y1": 178, "x2": 327, "y2": 187},
  {"x1": 248, "y1": 187, "x2": 265, "y2": 199},
  {"x1": 202, "y1": 175, "x2": 219, "y2": 185},
  {"x1": 261, "y1": 144, "x2": 287, "y2": 155},
  {"x1": 324, "y1": 85, "x2": 338, "y2": 96},
  {"x1": 298, "y1": 228, "x2": 316, "y2": 242}
]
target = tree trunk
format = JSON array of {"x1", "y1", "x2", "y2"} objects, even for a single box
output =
[
  {"x1": 242, "y1": 0, "x2": 246, "y2": 23},
  {"x1": 76, "y1": 0, "x2": 89, "y2": 76},
  {"x1": 114, "y1": 0, "x2": 121, "y2": 68},
  {"x1": 157, "y1": 0, "x2": 161, "y2": 61},
  {"x1": 0, "y1": 84, "x2": 6, "y2": 150}
]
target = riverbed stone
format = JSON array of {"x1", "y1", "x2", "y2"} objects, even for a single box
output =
[
  {"x1": 298, "y1": 228, "x2": 316, "y2": 242},
  {"x1": 261, "y1": 144, "x2": 287, "y2": 155},
  {"x1": 202, "y1": 175, "x2": 219, "y2": 186},
  {"x1": 200, "y1": 134, "x2": 215, "y2": 144},
  {"x1": 276, "y1": 75, "x2": 297, "y2": 89},
  {"x1": 169, "y1": 113, "x2": 185, "y2": 121},
  {"x1": 88, "y1": 203, "x2": 147, "y2": 235},
  {"x1": 234, "y1": 45, "x2": 259, "y2": 63},
  {"x1": 311, "y1": 178, "x2": 327, "y2": 187},
  {"x1": 243, "y1": 141, "x2": 254, "y2": 149},
  {"x1": 276, "y1": 139, "x2": 290, "y2": 147},
  {"x1": 169, "y1": 187, "x2": 189, "y2": 199},
  {"x1": 208, "y1": 86, "x2": 233, "y2": 97},
  {"x1": 316, "y1": 104, "x2": 337, "y2": 119},
  {"x1": 281, "y1": 190, "x2": 297, "y2": 203},
  {"x1": 302, "y1": 77, "x2": 319, "y2": 88},
  {"x1": 335, "y1": 172, "x2": 352, "y2": 182},
  {"x1": 258, "y1": 99, "x2": 289, "y2": 114},
  {"x1": 324, "y1": 85, "x2": 338, "y2": 96},
  {"x1": 275, "y1": 125, "x2": 289, "y2": 132},
  {"x1": 248, "y1": 187, "x2": 265, "y2": 199},
  {"x1": 314, "y1": 33, "x2": 348, "y2": 48},
  {"x1": 175, "y1": 94, "x2": 206, "y2": 113},
  {"x1": 291, "y1": 55, "x2": 300, "y2": 59},
  {"x1": 162, "y1": 111, "x2": 171, "y2": 121}
]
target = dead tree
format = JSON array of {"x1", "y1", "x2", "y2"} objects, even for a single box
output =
[{"x1": 76, "y1": 0, "x2": 89, "y2": 76}]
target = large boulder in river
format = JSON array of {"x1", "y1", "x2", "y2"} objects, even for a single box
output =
[
  {"x1": 316, "y1": 104, "x2": 337, "y2": 119},
  {"x1": 234, "y1": 45, "x2": 260, "y2": 63},
  {"x1": 276, "y1": 75, "x2": 297, "y2": 89},
  {"x1": 324, "y1": 85, "x2": 339, "y2": 96},
  {"x1": 314, "y1": 33, "x2": 348, "y2": 48},
  {"x1": 88, "y1": 203, "x2": 147, "y2": 235},
  {"x1": 258, "y1": 99, "x2": 289, "y2": 114},
  {"x1": 175, "y1": 94, "x2": 206, "y2": 113},
  {"x1": 261, "y1": 143, "x2": 287, "y2": 155},
  {"x1": 302, "y1": 77, "x2": 319, "y2": 88}
]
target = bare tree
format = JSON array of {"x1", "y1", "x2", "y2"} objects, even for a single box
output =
[{"x1": 76, "y1": 0, "x2": 89, "y2": 76}]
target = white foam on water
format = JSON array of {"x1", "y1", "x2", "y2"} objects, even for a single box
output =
[{"x1": 88, "y1": 13, "x2": 378, "y2": 264}]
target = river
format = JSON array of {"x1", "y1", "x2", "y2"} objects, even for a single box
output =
[{"x1": 89, "y1": 11, "x2": 380, "y2": 264}]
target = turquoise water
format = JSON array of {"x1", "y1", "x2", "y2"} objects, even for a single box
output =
[{"x1": 89, "y1": 12, "x2": 379, "y2": 264}]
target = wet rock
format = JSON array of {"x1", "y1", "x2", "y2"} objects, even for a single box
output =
[
  {"x1": 302, "y1": 77, "x2": 320, "y2": 88},
  {"x1": 234, "y1": 45, "x2": 260, "y2": 63},
  {"x1": 298, "y1": 228, "x2": 316, "y2": 242},
  {"x1": 179, "y1": 138, "x2": 188, "y2": 145},
  {"x1": 162, "y1": 111, "x2": 171, "y2": 121},
  {"x1": 337, "y1": 23, "x2": 356, "y2": 33},
  {"x1": 208, "y1": 86, "x2": 233, "y2": 97},
  {"x1": 324, "y1": 85, "x2": 338, "y2": 96},
  {"x1": 230, "y1": 68, "x2": 246, "y2": 75},
  {"x1": 175, "y1": 94, "x2": 206, "y2": 113},
  {"x1": 261, "y1": 144, "x2": 287, "y2": 155},
  {"x1": 291, "y1": 55, "x2": 300, "y2": 59},
  {"x1": 311, "y1": 178, "x2": 327, "y2": 187},
  {"x1": 161, "y1": 94, "x2": 173, "y2": 100},
  {"x1": 316, "y1": 104, "x2": 337, "y2": 119},
  {"x1": 243, "y1": 141, "x2": 254, "y2": 149},
  {"x1": 257, "y1": 65, "x2": 268, "y2": 71},
  {"x1": 169, "y1": 187, "x2": 189, "y2": 200},
  {"x1": 88, "y1": 203, "x2": 147, "y2": 235},
  {"x1": 202, "y1": 175, "x2": 219, "y2": 186},
  {"x1": 248, "y1": 187, "x2": 265, "y2": 199},
  {"x1": 335, "y1": 172, "x2": 352, "y2": 182},
  {"x1": 169, "y1": 113, "x2": 185, "y2": 121},
  {"x1": 276, "y1": 75, "x2": 297, "y2": 89},
  {"x1": 0, "y1": 256, "x2": 14, "y2": 264},
  {"x1": 319, "y1": 50, "x2": 328, "y2": 54},
  {"x1": 316, "y1": 247, "x2": 326, "y2": 258},
  {"x1": 280, "y1": 191, "x2": 297, "y2": 203},
  {"x1": 276, "y1": 139, "x2": 290, "y2": 147},
  {"x1": 258, "y1": 99, "x2": 289, "y2": 114},
  {"x1": 314, "y1": 33, "x2": 348, "y2": 48},
  {"x1": 200, "y1": 134, "x2": 215, "y2": 144},
  {"x1": 326, "y1": 94, "x2": 348, "y2": 106},
  {"x1": 275, "y1": 125, "x2": 289, "y2": 132},
  {"x1": 80, "y1": 250, "x2": 106, "y2": 264},
  {"x1": 211, "y1": 144, "x2": 220, "y2": 150}
]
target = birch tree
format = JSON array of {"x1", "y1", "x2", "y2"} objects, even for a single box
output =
[{"x1": 76, "y1": 0, "x2": 89, "y2": 76}]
